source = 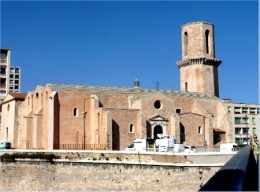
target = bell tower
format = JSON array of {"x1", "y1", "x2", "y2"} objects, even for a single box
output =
[{"x1": 176, "y1": 22, "x2": 222, "y2": 97}]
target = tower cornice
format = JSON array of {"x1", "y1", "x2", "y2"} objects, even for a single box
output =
[{"x1": 176, "y1": 57, "x2": 222, "y2": 68}]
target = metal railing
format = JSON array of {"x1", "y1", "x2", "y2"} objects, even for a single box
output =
[
  {"x1": 53, "y1": 144, "x2": 107, "y2": 150},
  {"x1": 199, "y1": 146, "x2": 258, "y2": 191}
]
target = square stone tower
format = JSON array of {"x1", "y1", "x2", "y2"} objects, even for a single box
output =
[{"x1": 176, "y1": 22, "x2": 222, "y2": 97}]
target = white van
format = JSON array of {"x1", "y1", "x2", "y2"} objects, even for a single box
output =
[
  {"x1": 220, "y1": 143, "x2": 237, "y2": 152},
  {"x1": 173, "y1": 144, "x2": 185, "y2": 152}
]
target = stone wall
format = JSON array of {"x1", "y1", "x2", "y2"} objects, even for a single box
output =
[{"x1": 0, "y1": 161, "x2": 220, "y2": 191}]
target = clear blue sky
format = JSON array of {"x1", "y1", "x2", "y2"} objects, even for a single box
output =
[{"x1": 1, "y1": 1, "x2": 258, "y2": 104}]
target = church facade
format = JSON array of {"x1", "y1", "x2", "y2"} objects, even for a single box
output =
[{"x1": 0, "y1": 22, "x2": 233, "y2": 150}]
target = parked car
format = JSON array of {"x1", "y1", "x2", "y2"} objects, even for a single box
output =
[{"x1": 184, "y1": 145, "x2": 198, "y2": 153}]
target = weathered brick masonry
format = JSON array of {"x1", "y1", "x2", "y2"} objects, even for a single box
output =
[{"x1": 0, "y1": 162, "x2": 220, "y2": 191}]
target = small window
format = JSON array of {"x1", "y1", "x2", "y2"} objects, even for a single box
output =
[
  {"x1": 205, "y1": 30, "x2": 209, "y2": 54},
  {"x1": 7, "y1": 104, "x2": 10, "y2": 111},
  {"x1": 198, "y1": 126, "x2": 201, "y2": 134},
  {"x1": 176, "y1": 109, "x2": 181, "y2": 114},
  {"x1": 184, "y1": 31, "x2": 188, "y2": 56},
  {"x1": 234, "y1": 107, "x2": 241, "y2": 114},
  {"x1": 73, "y1": 107, "x2": 78, "y2": 117},
  {"x1": 154, "y1": 100, "x2": 162, "y2": 109},
  {"x1": 252, "y1": 118, "x2": 256, "y2": 125},
  {"x1": 185, "y1": 82, "x2": 188, "y2": 92},
  {"x1": 129, "y1": 124, "x2": 134, "y2": 133},
  {"x1": 228, "y1": 106, "x2": 231, "y2": 113}
]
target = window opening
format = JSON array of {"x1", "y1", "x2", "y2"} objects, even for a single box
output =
[
  {"x1": 184, "y1": 32, "x2": 188, "y2": 56},
  {"x1": 130, "y1": 124, "x2": 134, "y2": 133},
  {"x1": 154, "y1": 100, "x2": 162, "y2": 109},
  {"x1": 205, "y1": 30, "x2": 209, "y2": 54},
  {"x1": 185, "y1": 82, "x2": 188, "y2": 92},
  {"x1": 73, "y1": 107, "x2": 78, "y2": 117}
]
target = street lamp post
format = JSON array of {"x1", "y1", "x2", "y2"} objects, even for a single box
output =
[
  {"x1": 83, "y1": 97, "x2": 94, "y2": 150},
  {"x1": 245, "y1": 113, "x2": 248, "y2": 145}
]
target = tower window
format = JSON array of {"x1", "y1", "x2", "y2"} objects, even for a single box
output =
[
  {"x1": 185, "y1": 82, "x2": 188, "y2": 92},
  {"x1": 205, "y1": 30, "x2": 209, "y2": 54},
  {"x1": 176, "y1": 109, "x2": 181, "y2": 114},
  {"x1": 184, "y1": 31, "x2": 188, "y2": 56},
  {"x1": 73, "y1": 107, "x2": 78, "y2": 117}
]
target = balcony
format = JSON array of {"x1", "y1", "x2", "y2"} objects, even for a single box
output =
[{"x1": 0, "y1": 59, "x2": 7, "y2": 63}]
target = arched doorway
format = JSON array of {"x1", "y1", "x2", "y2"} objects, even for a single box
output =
[{"x1": 153, "y1": 125, "x2": 163, "y2": 139}]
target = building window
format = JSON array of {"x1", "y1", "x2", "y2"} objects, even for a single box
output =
[
  {"x1": 154, "y1": 100, "x2": 162, "y2": 109},
  {"x1": 243, "y1": 128, "x2": 249, "y2": 134},
  {"x1": 176, "y1": 109, "x2": 181, "y2": 114},
  {"x1": 250, "y1": 108, "x2": 256, "y2": 114},
  {"x1": 252, "y1": 118, "x2": 256, "y2": 125},
  {"x1": 234, "y1": 107, "x2": 241, "y2": 114},
  {"x1": 198, "y1": 126, "x2": 202, "y2": 134},
  {"x1": 7, "y1": 104, "x2": 10, "y2": 111},
  {"x1": 129, "y1": 124, "x2": 134, "y2": 133},
  {"x1": 228, "y1": 106, "x2": 231, "y2": 113},
  {"x1": 73, "y1": 107, "x2": 78, "y2": 117},
  {"x1": 242, "y1": 117, "x2": 248, "y2": 124},
  {"x1": 235, "y1": 128, "x2": 241, "y2": 135},
  {"x1": 253, "y1": 128, "x2": 256, "y2": 134},
  {"x1": 205, "y1": 30, "x2": 209, "y2": 54},
  {"x1": 185, "y1": 82, "x2": 188, "y2": 92},
  {"x1": 242, "y1": 107, "x2": 248, "y2": 114},
  {"x1": 184, "y1": 31, "x2": 188, "y2": 56},
  {"x1": 235, "y1": 117, "x2": 242, "y2": 124}
]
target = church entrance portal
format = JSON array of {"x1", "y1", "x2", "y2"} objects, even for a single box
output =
[
  {"x1": 148, "y1": 115, "x2": 168, "y2": 139},
  {"x1": 153, "y1": 125, "x2": 163, "y2": 139}
]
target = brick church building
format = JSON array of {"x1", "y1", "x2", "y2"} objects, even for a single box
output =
[{"x1": 0, "y1": 22, "x2": 232, "y2": 150}]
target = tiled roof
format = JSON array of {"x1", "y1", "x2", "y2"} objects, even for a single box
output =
[
  {"x1": 9, "y1": 93, "x2": 27, "y2": 99},
  {"x1": 47, "y1": 83, "x2": 219, "y2": 100}
]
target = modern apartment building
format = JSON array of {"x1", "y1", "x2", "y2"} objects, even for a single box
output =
[
  {"x1": 222, "y1": 99, "x2": 259, "y2": 144},
  {"x1": 0, "y1": 48, "x2": 21, "y2": 131},
  {"x1": 0, "y1": 49, "x2": 11, "y2": 103}
]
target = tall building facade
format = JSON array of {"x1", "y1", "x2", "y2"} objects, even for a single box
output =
[
  {"x1": 222, "y1": 99, "x2": 259, "y2": 144},
  {"x1": 0, "y1": 49, "x2": 21, "y2": 137}
]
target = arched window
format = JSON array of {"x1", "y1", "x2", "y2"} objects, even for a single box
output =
[
  {"x1": 198, "y1": 126, "x2": 201, "y2": 134},
  {"x1": 73, "y1": 107, "x2": 78, "y2": 117},
  {"x1": 184, "y1": 31, "x2": 188, "y2": 56},
  {"x1": 205, "y1": 30, "x2": 209, "y2": 54},
  {"x1": 129, "y1": 124, "x2": 134, "y2": 133},
  {"x1": 185, "y1": 82, "x2": 188, "y2": 92}
]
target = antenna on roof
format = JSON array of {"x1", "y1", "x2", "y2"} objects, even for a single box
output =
[{"x1": 156, "y1": 80, "x2": 161, "y2": 91}]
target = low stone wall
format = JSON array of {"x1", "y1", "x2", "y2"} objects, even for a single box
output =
[{"x1": 0, "y1": 161, "x2": 221, "y2": 191}]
